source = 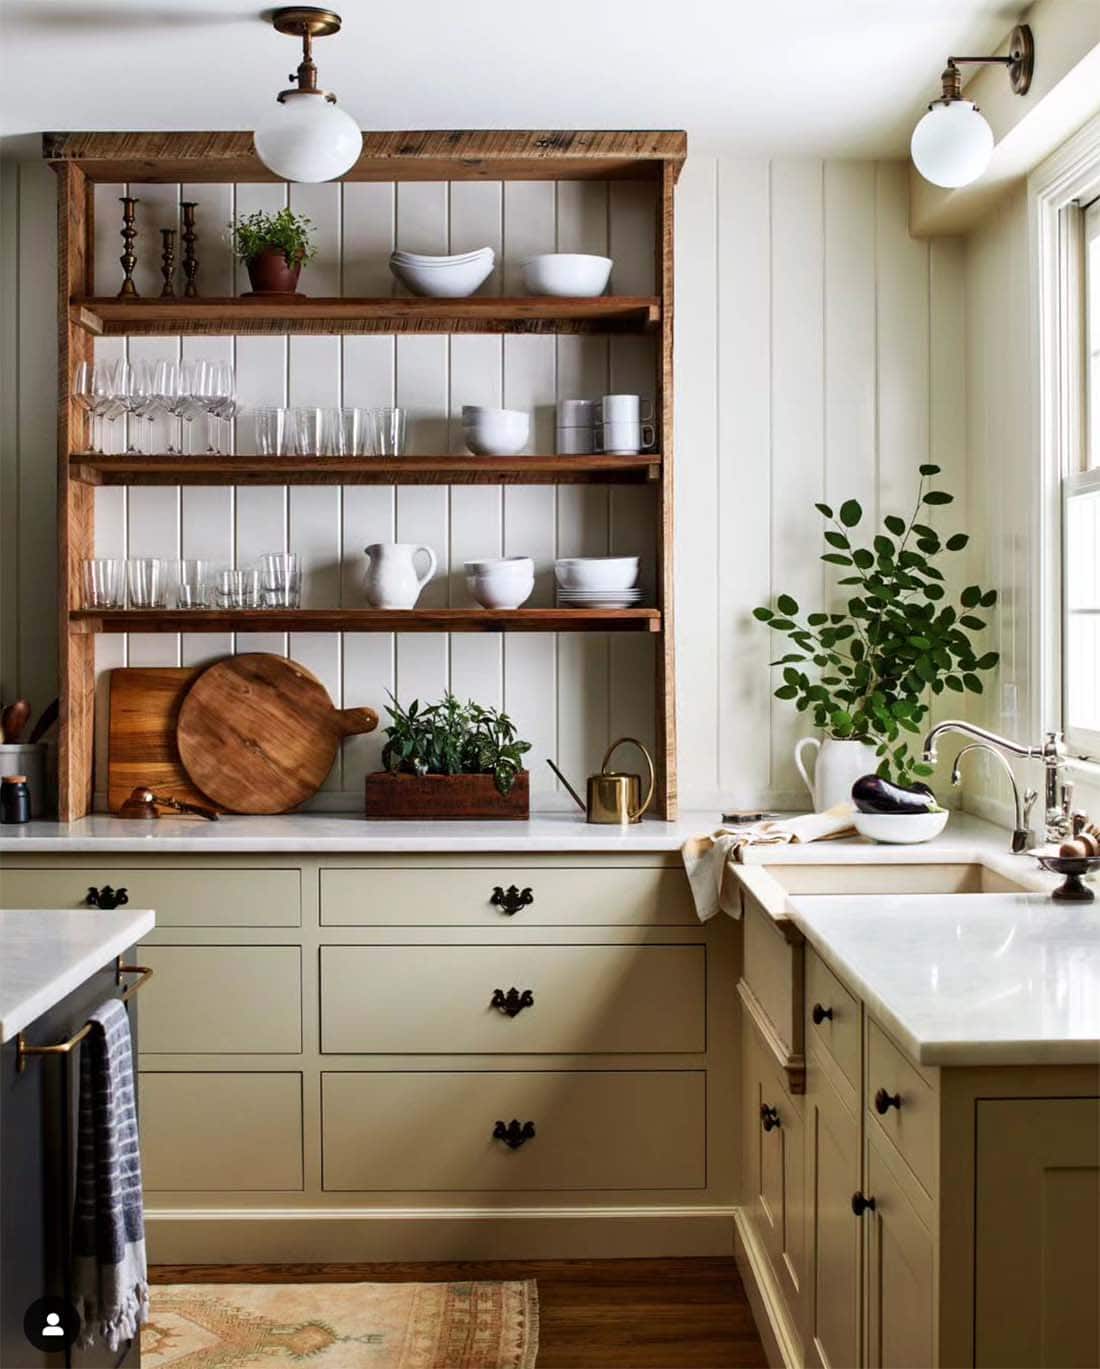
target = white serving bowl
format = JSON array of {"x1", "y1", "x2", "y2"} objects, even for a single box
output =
[
  {"x1": 462, "y1": 407, "x2": 530, "y2": 456},
  {"x1": 392, "y1": 248, "x2": 493, "y2": 266},
  {"x1": 390, "y1": 252, "x2": 495, "y2": 298},
  {"x1": 853, "y1": 810, "x2": 949, "y2": 845},
  {"x1": 554, "y1": 555, "x2": 640, "y2": 592},
  {"x1": 521, "y1": 253, "x2": 613, "y2": 297},
  {"x1": 466, "y1": 573, "x2": 535, "y2": 610},
  {"x1": 464, "y1": 556, "x2": 534, "y2": 577}
]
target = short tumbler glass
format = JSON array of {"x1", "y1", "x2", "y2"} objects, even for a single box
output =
[
  {"x1": 255, "y1": 407, "x2": 292, "y2": 456},
  {"x1": 82, "y1": 558, "x2": 124, "y2": 610},
  {"x1": 126, "y1": 557, "x2": 169, "y2": 609},
  {"x1": 174, "y1": 559, "x2": 212, "y2": 609},
  {"x1": 215, "y1": 568, "x2": 260, "y2": 610},
  {"x1": 259, "y1": 552, "x2": 302, "y2": 609},
  {"x1": 371, "y1": 407, "x2": 407, "y2": 457},
  {"x1": 292, "y1": 407, "x2": 325, "y2": 456}
]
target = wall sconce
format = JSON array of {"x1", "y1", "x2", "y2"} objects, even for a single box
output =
[
  {"x1": 911, "y1": 24, "x2": 1034, "y2": 189},
  {"x1": 253, "y1": 7, "x2": 363, "y2": 183}
]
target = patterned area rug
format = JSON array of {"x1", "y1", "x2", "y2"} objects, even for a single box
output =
[{"x1": 142, "y1": 1281, "x2": 538, "y2": 1369}]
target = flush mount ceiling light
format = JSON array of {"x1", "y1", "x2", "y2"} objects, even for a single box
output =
[
  {"x1": 253, "y1": 7, "x2": 362, "y2": 183},
  {"x1": 911, "y1": 24, "x2": 1034, "y2": 189}
]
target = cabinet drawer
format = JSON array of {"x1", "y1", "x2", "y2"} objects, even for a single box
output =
[
  {"x1": 805, "y1": 947, "x2": 860, "y2": 1094},
  {"x1": 140, "y1": 1072, "x2": 303, "y2": 1190},
  {"x1": 0, "y1": 866, "x2": 301, "y2": 927},
  {"x1": 320, "y1": 865, "x2": 695, "y2": 926},
  {"x1": 742, "y1": 897, "x2": 803, "y2": 1057},
  {"x1": 322, "y1": 1070, "x2": 705, "y2": 1191},
  {"x1": 866, "y1": 1017, "x2": 938, "y2": 1197},
  {"x1": 138, "y1": 946, "x2": 301, "y2": 1054},
  {"x1": 321, "y1": 944, "x2": 705, "y2": 1055}
]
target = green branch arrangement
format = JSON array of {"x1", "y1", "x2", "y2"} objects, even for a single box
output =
[
  {"x1": 380, "y1": 691, "x2": 532, "y2": 795},
  {"x1": 753, "y1": 464, "x2": 999, "y2": 787}
]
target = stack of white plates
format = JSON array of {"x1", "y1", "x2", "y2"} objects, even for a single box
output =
[
  {"x1": 557, "y1": 587, "x2": 644, "y2": 608},
  {"x1": 389, "y1": 247, "x2": 495, "y2": 298}
]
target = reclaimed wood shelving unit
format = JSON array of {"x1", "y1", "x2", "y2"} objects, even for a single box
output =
[{"x1": 46, "y1": 129, "x2": 684, "y2": 820}]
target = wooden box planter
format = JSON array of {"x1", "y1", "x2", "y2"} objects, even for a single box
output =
[{"x1": 364, "y1": 771, "x2": 530, "y2": 820}]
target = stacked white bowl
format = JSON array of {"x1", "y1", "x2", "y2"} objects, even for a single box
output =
[
  {"x1": 390, "y1": 247, "x2": 495, "y2": 298},
  {"x1": 462, "y1": 405, "x2": 530, "y2": 456},
  {"x1": 522, "y1": 253, "x2": 613, "y2": 297},
  {"x1": 465, "y1": 557, "x2": 535, "y2": 609},
  {"x1": 555, "y1": 556, "x2": 642, "y2": 608}
]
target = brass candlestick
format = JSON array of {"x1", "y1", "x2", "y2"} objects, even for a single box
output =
[
  {"x1": 160, "y1": 227, "x2": 177, "y2": 297},
  {"x1": 117, "y1": 196, "x2": 139, "y2": 298},
  {"x1": 180, "y1": 201, "x2": 199, "y2": 297}
]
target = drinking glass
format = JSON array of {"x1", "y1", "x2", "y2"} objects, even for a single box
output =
[
  {"x1": 126, "y1": 557, "x2": 169, "y2": 608},
  {"x1": 82, "y1": 558, "x2": 124, "y2": 609},
  {"x1": 174, "y1": 559, "x2": 212, "y2": 608},
  {"x1": 255, "y1": 407, "x2": 292, "y2": 456},
  {"x1": 323, "y1": 407, "x2": 369, "y2": 456},
  {"x1": 215, "y1": 568, "x2": 260, "y2": 610},
  {"x1": 204, "y1": 360, "x2": 236, "y2": 454},
  {"x1": 292, "y1": 407, "x2": 325, "y2": 456},
  {"x1": 260, "y1": 552, "x2": 302, "y2": 609},
  {"x1": 371, "y1": 407, "x2": 407, "y2": 456}
]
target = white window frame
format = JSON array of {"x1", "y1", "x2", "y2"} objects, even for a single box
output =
[{"x1": 1031, "y1": 113, "x2": 1100, "y2": 763}]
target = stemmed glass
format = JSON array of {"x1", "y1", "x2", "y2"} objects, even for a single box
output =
[
  {"x1": 72, "y1": 360, "x2": 123, "y2": 453},
  {"x1": 204, "y1": 360, "x2": 236, "y2": 454}
]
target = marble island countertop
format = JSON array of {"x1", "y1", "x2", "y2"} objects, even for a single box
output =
[
  {"x1": 0, "y1": 907, "x2": 156, "y2": 1043},
  {"x1": 787, "y1": 891, "x2": 1100, "y2": 1067}
]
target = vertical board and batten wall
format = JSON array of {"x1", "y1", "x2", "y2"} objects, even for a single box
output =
[{"x1": 0, "y1": 151, "x2": 968, "y2": 812}]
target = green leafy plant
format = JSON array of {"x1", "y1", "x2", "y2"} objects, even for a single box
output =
[
  {"x1": 753, "y1": 464, "x2": 999, "y2": 786},
  {"x1": 229, "y1": 208, "x2": 317, "y2": 266},
  {"x1": 380, "y1": 691, "x2": 532, "y2": 795}
]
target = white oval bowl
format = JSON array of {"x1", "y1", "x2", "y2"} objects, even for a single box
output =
[
  {"x1": 390, "y1": 254, "x2": 494, "y2": 298},
  {"x1": 554, "y1": 555, "x2": 640, "y2": 591},
  {"x1": 392, "y1": 248, "x2": 493, "y2": 265},
  {"x1": 853, "y1": 810, "x2": 949, "y2": 844},
  {"x1": 466, "y1": 574, "x2": 535, "y2": 609},
  {"x1": 521, "y1": 253, "x2": 613, "y2": 297},
  {"x1": 464, "y1": 557, "x2": 534, "y2": 576}
]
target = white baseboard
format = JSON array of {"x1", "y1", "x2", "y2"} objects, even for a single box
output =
[
  {"x1": 146, "y1": 1203, "x2": 738, "y2": 1264},
  {"x1": 733, "y1": 1208, "x2": 802, "y2": 1369}
]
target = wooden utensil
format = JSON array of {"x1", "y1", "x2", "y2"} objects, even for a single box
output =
[
  {"x1": 177, "y1": 654, "x2": 378, "y2": 814},
  {"x1": 118, "y1": 786, "x2": 219, "y2": 821},
  {"x1": 108, "y1": 666, "x2": 214, "y2": 813},
  {"x1": 1, "y1": 699, "x2": 31, "y2": 744}
]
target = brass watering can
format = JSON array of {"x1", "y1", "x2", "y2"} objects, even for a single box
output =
[{"x1": 548, "y1": 737, "x2": 656, "y2": 824}]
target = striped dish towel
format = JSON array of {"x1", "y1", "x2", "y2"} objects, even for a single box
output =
[{"x1": 72, "y1": 998, "x2": 149, "y2": 1351}]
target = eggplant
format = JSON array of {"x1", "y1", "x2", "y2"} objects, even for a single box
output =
[{"x1": 851, "y1": 773, "x2": 938, "y2": 815}]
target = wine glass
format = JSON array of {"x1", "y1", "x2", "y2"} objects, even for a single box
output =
[{"x1": 204, "y1": 360, "x2": 236, "y2": 454}]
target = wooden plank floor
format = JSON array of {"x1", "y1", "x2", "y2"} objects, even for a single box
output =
[{"x1": 150, "y1": 1257, "x2": 768, "y2": 1368}]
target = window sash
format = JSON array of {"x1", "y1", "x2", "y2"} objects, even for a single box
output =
[{"x1": 1063, "y1": 466, "x2": 1100, "y2": 757}]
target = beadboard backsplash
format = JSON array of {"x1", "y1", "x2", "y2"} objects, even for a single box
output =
[{"x1": 0, "y1": 149, "x2": 967, "y2": 814}]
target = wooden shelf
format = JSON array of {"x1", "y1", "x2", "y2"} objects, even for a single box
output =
[
  {"x1": 69, "y1": 453, "x2": 661, "y2": 487},
  {"x1": 71, "y1": 296, "x2": 660, "y2": 337},
  {"x1": 69, "y1": 608, "x2": 662, "y2": 635}
]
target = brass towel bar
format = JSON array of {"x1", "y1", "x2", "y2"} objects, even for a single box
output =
[{"x1": 15, "y1": 958, "x2": 154, "y2": 1073}]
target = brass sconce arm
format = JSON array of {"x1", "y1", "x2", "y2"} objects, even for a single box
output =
[{"x1": 932, "y1": 24, "x2": 1034, "y2": 104}]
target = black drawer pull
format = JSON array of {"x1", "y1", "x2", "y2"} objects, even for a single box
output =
[
  {"x1": 852, "y1": 1191, "x2": 876, "y2": 1216},
  {"x1": 874, "y1": 1088, "x2": 902, "y2": 1114},
  {"x1": 86, "y1": 885, "x2": 128, "y2": 910},
  {"x1": 493, "y1": 1119, "x2": 535, "y2": 1149},
  {"x1": 490, "y1": 885, "x2": 533, "y2": 916},
  {"x1": 760, "y1": 1103, "x2": 781, "y2": 1132},
  {"x1": 491, "y1": 987, "x2": 534, "y2": 1017},
  {"x1": 812, "y1": 1002, "x2": 833, "y2": 1025}
]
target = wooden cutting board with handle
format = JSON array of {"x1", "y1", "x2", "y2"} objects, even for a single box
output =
[
  {"x1": 177, "y1": 654, "x2": 379, "y2": 814},
  {"x1": 108, "y1": 666, "x2": 216, "y2": 814}
]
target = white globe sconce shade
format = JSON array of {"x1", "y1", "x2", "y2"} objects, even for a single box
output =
[
  {"x1": 254, "y1": 92, "x2": 362, "y2": 183},
  {"x1": 910, "y1": 101, "x2": 994, "y2": 189}
]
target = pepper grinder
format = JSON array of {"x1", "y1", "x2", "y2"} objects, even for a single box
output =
[{"x1": 117, "y1": 196, "x2": 140, "y2": 298}]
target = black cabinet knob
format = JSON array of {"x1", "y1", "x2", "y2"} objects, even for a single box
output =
[
  {"x1": 760, "y1": 1103, "x2": 781, "y2": 1132},
  {"x1": 86, "y1": 885, "x2": 128, "y2": 910},
  {"x1": 493, "y1": 1119, "x2": 535, "y2": 1149},
  {"x1": 811, "y1": 1003, "x2": 833, "y2": 1025},
  {"x1": 490, "y1": 885, "x2": 533, "y2": 916},
  {"x1": 874, "y1": 1087, "x2": 902, "y2": 1115},
  {"x1": 491, "y1": 987, "x2": 534, "y2": 1017},
  {"x1": 852, "y1": 1191, "x2": 876, "y2": 1217}
]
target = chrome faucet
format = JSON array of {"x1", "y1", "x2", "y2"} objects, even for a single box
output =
[
  {"x1": 922, "y1": 721, "x2": 1070, "y2": 846},
  {"x1": 950, "y1": 743, "x2": 1039, "y2": 853}
]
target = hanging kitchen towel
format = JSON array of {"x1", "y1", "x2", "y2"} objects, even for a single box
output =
[
  {"x1": 72, "y1": 997, "x2": 149, "y2": 1351},
  {"x1": 681, "y1": 803, "x2": 857, "y2": 921}
]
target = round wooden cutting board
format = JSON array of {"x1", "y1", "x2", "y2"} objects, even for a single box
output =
[{"x1": 176, "y1": 654, "x2": 378, "y2": 814}]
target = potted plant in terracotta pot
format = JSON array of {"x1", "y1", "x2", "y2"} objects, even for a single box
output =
[
  {"x1": 365, "y1": 692, "x2": 532, "y2": 819},
  {"x1": 230, "y1": 207, "x2": 316, "y2": 296},
  {"x1": 754, "y1": 464, "x2": 1000, "y2": 810}
]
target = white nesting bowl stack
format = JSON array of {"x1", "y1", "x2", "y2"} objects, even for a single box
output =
[
  {"x1": 390, "y1": 247, "x2": 495, "y2": 298},
  {"x1": 555, "y1": 556, "x2": 641, "y2": 608},
  {"x1": 462, "y1": 406, "x2": 530, "y2": 456},
  {"x1": 465, "y1": 557, "x2": 535, "y2": 609}
]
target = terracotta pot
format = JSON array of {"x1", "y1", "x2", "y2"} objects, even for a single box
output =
[{"x1": 244, "y1": 247, "x2": 302, "y2": 296}]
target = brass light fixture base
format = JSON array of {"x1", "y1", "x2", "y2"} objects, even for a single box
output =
[
  {"x1": 270, "y1": 7, "x2": 342, "y2": 39},
  {"x1": 1006, "y1": 24, "x2": 1034, "y2": 96}
]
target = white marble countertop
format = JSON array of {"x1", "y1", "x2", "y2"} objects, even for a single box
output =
[
  {"x1": 787, "y1": 892, "x2": 1100, "y2": 1067},
  {"x1": 0, "y1": 907, "x2": 156, "y2": 1043}
]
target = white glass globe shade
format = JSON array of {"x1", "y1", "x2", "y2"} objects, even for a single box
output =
[
  {"x1": 254, "y1": 93, "x2": 362, "y2": 183},
  {"x1": 910, "y1": 101, "x2": 994, "y2": 189}
]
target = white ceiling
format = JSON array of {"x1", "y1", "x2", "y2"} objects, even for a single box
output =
[{"x1": 0, "y1": 0, "x2": 1030, "y2": 157}]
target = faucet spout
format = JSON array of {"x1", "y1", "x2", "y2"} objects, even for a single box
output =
[{"x1": 950, "y1": 742, "x2": 1033, "y2": 853}]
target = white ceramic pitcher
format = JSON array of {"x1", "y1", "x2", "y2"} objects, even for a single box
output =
[
  {"x1": 794, "y1": 737, "x2": 878, "y2": 812},
  {"x1": 363, "y1": 543, "x2": 437, "y2": 609}
]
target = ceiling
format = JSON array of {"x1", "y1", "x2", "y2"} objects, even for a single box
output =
[{"x1": 0, "y1": 0, "x2": 1030, "y2": 157}]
